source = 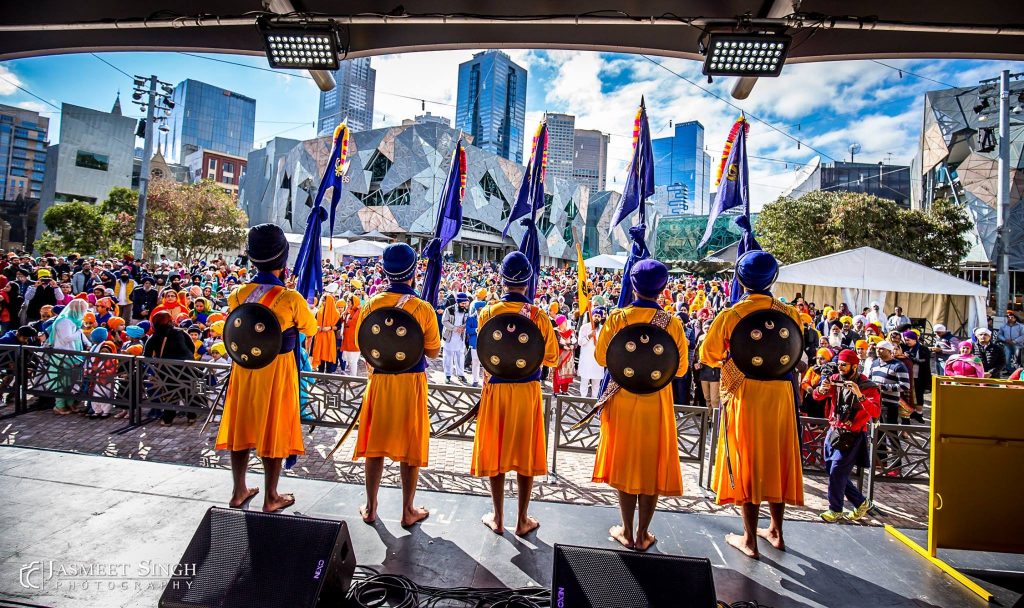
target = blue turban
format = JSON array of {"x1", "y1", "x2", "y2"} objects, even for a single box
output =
[
  {"x1": 630, "y1": 259, "x2": 669, "y2": 298},
  {"x1": 456, "y1": 292, "x2": 470, "y2": 303},
  {"x1": 247, "y1": 223, "x2": 289, "y2": 271},
  {"x1": 382, "y1": 243, "x2": 417, "y2": 282},
  {"x1": 592, "y1": 306, "x2": 608, "y2": 316},
  {"x1": 90, "y1": 327, "x2": 109, "y2": 344},
  {"x1": 125, "y1": 326, "x2": 145, "y2": 339},
  {"x1": 735, "y1": 250, "x2": 779, "y2": 292},
  {"x1": 137, "y1": 321, "x2": 152, "y2": 335},
  {"x1": 51, "y1": 305, "x2": 65, "y2": 317},
  {"x1": 500, "y1": 252, "x2": 532, "y2": 286}
]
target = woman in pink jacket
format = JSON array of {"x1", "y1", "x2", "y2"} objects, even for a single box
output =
[{"x1": 944, "y1": 341, "x2": 987, "y2": 378}]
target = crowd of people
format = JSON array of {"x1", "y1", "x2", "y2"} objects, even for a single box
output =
[{"x1": 0, "y1": 248, "x2": 1021, "y2": 420}]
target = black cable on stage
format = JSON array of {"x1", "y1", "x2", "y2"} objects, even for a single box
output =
[{"x1": 346, "y1": 565, "x2": 549, "y2": 607}]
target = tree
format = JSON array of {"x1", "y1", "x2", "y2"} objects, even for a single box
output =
[
  {"x1": 146, "y1": 179, "x2": 249, "y2": 262},
  {"x1": 755, "y1": 191, "x2": 973, "y2": 273},
  {"x1": 37, "y1": 200, "x2": 105, "y2": 255},
  {"x1": 34, "y1": 187, "x2": 140, "y2": 257}
]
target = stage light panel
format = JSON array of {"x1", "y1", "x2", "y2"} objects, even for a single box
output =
[{"x1": 702, "y1": 34, "x2": 792, "y2": 78}]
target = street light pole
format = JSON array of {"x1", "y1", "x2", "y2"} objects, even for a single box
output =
[
  {"x1": 132, "y1": 75, "x2": 158, "y2": 260},
  {"x1": 996, "y1": 70, "x2": 1011, "y2": 313}
]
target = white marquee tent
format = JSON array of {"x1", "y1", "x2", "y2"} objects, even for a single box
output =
[
  {"x1": 584, "y1": 254, "x2": 628, "y2": 270},
  {"x1": 772, "y1": 247, "x2": 987, "y2": 334},
  {"x1": 335, "y1": 239, "x2": 389, "y2": 258}
]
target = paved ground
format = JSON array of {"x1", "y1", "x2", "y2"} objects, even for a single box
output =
[
  {"x1": 0, "y1": 379, "x2": 930, "y2": 530},
  {"x1": 4, "y1": 449, "x2": 1015, "y2": 608}
]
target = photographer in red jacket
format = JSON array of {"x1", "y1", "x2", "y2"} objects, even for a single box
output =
[{"x1": 813, "y1": 349, "x2": 881, "y2": 523}]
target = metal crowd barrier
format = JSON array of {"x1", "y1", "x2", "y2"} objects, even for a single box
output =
[
  {"x1": 551, "y1": 395, "x2": 710, "y2": 482},
  {"x1": 2, "y1": 345, "x2": 932, "y2": 494},
  {"x1": 0, "y1": 344, "x2": 23, "y2": 414}
]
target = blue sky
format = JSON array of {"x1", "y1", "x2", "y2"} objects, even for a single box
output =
[{"x1": 1, "y1": 50, "x2": 1021, "y2": 208}]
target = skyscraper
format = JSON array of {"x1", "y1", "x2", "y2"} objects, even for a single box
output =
[
  {"x1": 544, "y1": 112, "x2": 575, "y2": 183},
  {"x1": 652, "y1": 121, "x2": 711, "y2": 215},
  {"x1": 0, "y1": 103, "x2": 49, "y2": 201},
  {"x1": 455, "y1": 51, "x2": 527, "y2": 164},
  {"x1": 157, "y1": 79, "x2": 256, "y2": 164},
  {"x1": 573, "y1": 128, "x2": 609, "y2": 193},
  {"x1": 317, "y1": 57, "x2": 376, "y2": 135}
]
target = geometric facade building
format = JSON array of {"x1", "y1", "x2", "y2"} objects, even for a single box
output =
[
  {"x1": 240, "y1": 122, "x2": 591, "y2": 263},
  {"x1": 820, "y1": 161, "x2": 911, "y2": 208},
  {"x1": 911, "y1": 80, "x2": 1024, "y2": 272},
  {"x1": 455, "y1": 51, "x2": 527, "y2": 164},
  {"x1": 317, "y1": 58, "x2": 376, "y2": 135}
]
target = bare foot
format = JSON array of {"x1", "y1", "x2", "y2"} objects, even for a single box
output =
[
  {"x1": 634, "y1": 531, "x2": 657, "y2": 552},
  {"x1": 359, "y1": 504, "x2": 376, "y2": 524},
  {"x1": 515, "y1": 516, "x2": 540, "y2": 537},
  {"x1": 756, "y1": 527, "x2": 786, "y2": 551},
  {"x1": 401, "y1": 506, "x2": 429, "y2": 528},
  {"x1": 482, "y1": 512, "x2": 504, "y2": 534},
  {"x1": 609, "y1": 525, "x2": 634, "y2": 549},
  {"x1": 228, "y1": 487, "x2": 259, "y2": 508},
  {"x1": 262, "y1": 493, "x2": 295, "y2": 513},
  {"x1": 725, "y1": 533, "x2": 759, "y2": 559}
]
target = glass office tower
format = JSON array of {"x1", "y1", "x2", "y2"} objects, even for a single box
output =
[
  {"x1": 158, "y1": 79, "x2": 256, "y2": 164},
  {"x1": 455, "y1": 51, "x2": 527, "y2": 164},
  {"x1": 652, "y1": 121, "x2": 711, "y2": 215}
]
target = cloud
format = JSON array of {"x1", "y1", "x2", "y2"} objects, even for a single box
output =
[
  {"x1": 370, "y1": 50, "x2": 476, "y2": 127},
  {"x1": 16, "y1": 100, "x2": 46, "y2": 113},
  {"x1": 0, "y1": 65, "x2": 24, "y2": 96}
]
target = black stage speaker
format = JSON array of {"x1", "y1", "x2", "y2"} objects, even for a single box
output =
[
  {"x1": 160, "y1": 507, "x2": 356, "y2": 608},
  {"x1": 551, "y1": 544, "x2": 716, "y2": 608}
]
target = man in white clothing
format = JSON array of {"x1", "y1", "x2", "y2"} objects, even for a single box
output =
[
  {"x1": 442, "y1": 292, "x2": 470, "y2": 384},
  {"x1": 576, "y1": 306, "x2": 606, "y2": 398}
]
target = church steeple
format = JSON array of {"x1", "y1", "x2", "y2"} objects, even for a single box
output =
[{"x1": 111, "y1": 91, "x2": 122, "y2": 116}]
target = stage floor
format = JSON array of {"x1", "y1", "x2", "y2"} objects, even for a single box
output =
[{"x1": 1, "y1": 446, "x2": 1020, "y2": 608}]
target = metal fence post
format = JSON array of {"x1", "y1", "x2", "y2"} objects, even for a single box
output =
[{"x1": 550, "y1": 395, "x2": 561, "y2": 478}]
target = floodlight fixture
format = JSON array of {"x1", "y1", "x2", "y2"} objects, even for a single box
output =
[
  {"x1": 163, "y1": 98, "x2": 175, "y2": 110},
  {"x1": 132, "y1": 91, "x2": 143, "y2": 101},
  {"x1": 702, "y1": 33, "x2": 791, "y2": 78},
  {"x1": 258, "y1": 18, "x2": 341, "y2": 70},
  {"x1": 973, "y1": 98, "x2": 990, "y2": 114}
]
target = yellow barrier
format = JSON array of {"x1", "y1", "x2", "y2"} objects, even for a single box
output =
[{"x1": 886, "y1": 375, "x2": 1024, "y2": 602}]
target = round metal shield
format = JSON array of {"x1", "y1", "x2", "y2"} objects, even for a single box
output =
[
  {"x1": 477, "y1": 313, "x2": 545, "y2": 380},
  {"x1": 606, "y1": 324, "x2": 679, "y2": 394},
  {"x1": 730, "y1": 308, "x2": 804, "y2": 380},
  {"x1": 358, "y1": 307, "x2": 424, "y2": 373},
  {"x1": 224, "y1": 303, "x2": 283, "y2": 370}
]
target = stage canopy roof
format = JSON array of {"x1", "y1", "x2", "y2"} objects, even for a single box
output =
[{"x1": 2, "y1": 2, "x2": 1023, "y2": 63}]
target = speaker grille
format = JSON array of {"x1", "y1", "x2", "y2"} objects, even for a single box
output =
[
  {"x1": 552, "y1": 544, "x2": 716, "y2": 608},
  {"x1": 160, "y1": 508, "x2": 348, "y2": 608}
]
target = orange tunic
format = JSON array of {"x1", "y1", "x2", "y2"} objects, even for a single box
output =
[
  {"x1": 215, "y1": 282, "x2": 318, "y2": 458},
  {"x1": 470, "y1": 300, "x2": 559, "y2": 477},
  {"x1": 700, "y1": 294, "x2": 805, "y2": 506},
  {"x1": 591, "y1": 304, "x2": 689, "y2": 496},
  {"x1": 311, "y1": 294, "x2": 341, "y2": 367},
  {"x1": 353, "y1": 290, "x2": 441, "y2": 467}
]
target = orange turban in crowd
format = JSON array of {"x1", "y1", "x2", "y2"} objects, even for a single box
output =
[
  {"x1": 816, "y1": 348, "x2": 834, "y2": 360},
  {"x1": 107, "y1": 317, "x2": 125, "y2": 331},
  {"x1": 125, "y1": 344, "x2": 144, "y2": 356}
]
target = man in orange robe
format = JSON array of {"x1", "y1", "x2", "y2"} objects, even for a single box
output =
[
  {"x1": 593, "y1": 259, "x2": 689, "y2": 551},
  {"x1": 471, "y1": 252, "x2": 558, "y2": 536},
  {"x1": 216, "y1": 224, "x2": 319, "y2": 512},
  {"x1": 354, "y1": 244, "x2": 441, "y2": 527},
  {"x1": 310, "y1": 292, "x2": 341, "y2": 372},
  {"x1": 699, "y1": 250, "x2": 804, "y2": 558}
]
